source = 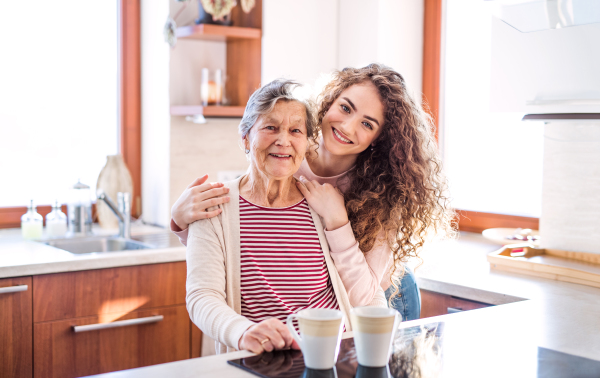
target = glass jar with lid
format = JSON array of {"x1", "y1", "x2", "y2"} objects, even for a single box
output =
[{"x1": 67, "y1": 180, "x2": 93, "y2": 235}]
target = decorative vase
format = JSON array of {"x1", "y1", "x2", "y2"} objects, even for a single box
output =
[
  {"x1": 196, "y1": 1, "x2": 233, "y2": 26},
  {"x1": 96, "y1": 155, "x2": 133, "y2": 230}
]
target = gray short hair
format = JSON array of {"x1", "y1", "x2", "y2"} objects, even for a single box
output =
[{"x1": 239, "y1": 79, "x2": 317, "y2": 140}]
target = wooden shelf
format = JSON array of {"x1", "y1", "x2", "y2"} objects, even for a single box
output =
[
  {"x1": 176, "y1": 24, "x2": 261, "y2": 42},
  {"x1": 170, "y1": 105, "x2": 245, "y2": 117}
]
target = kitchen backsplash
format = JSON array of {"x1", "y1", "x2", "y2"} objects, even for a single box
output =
[{"x1": 169, "y1": 117, "x2": 249, "y2": 212}]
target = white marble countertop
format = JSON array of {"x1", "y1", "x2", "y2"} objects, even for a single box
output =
[
  {"x1": 82, "y1": 232, "x2": 600, "y2": 377},
  {"x1": 0, "y1": 225, "x2": 185, "y2": 278},
  {"x1": 413, "y1": 232, "x2": 600, "y2": 361}
]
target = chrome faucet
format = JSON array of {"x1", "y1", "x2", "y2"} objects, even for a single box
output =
[{"x1": 96, "y1": 190, "x2": 131, "y2": 239}]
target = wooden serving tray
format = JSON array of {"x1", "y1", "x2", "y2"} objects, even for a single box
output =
[{"x1": 487, "y1": 244, "x2": 600, "y2": 289}]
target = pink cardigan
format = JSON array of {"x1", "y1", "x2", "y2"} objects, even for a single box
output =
[{"x1": 171, "y1": 159, "x2": 393, "y2": 306}]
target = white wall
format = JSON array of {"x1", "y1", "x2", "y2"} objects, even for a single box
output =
[
  {"x1": 262, "y1": 0, "x2": 340, "y2": 87},
  {"x1": 377, "y1": 0, "x2": 424, "y2": 98},
  {"x1": 338, "y1": 0, "x2": 424, "y2": 98},
  {"x1": 262, "y1": 0, "x2": 424, "y2": 97},
  {"x1": 141, "y1": 1, "x2": 171, "y2": 227}
]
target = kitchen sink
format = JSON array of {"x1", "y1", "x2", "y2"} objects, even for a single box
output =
[
  {"x1": 41, "y1": 232, "x2": 182, "y2": 254},
  {"x1": 43, "y1": 236, "x2": 153, "y2": 254}
]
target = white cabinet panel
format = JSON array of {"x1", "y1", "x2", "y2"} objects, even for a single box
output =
[{"x1": 490, "y1": 18, "x2": 600, "y2": 113}]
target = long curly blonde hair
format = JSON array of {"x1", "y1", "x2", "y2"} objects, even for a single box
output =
[{"x1": 317, "y1": 64, "x2": 457, "y2": 294}]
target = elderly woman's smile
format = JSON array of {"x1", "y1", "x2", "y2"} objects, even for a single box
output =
[{"x1": 245, "y1": 100, "x2": 308, "y2": 180}]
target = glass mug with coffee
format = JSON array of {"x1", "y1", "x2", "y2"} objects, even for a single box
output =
[
  {"x1": 286, "y1": 308, "x2": 345, "y2": 370},
  {"x1": 350, "y1": 307, "x2": 401, "y2": 367}
]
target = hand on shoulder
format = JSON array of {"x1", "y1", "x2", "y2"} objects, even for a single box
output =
[
  {"x1": 171, "y1": 174, "x2": 230, "y2": 230},
  {"x1": 296, "y1": 176, "x2": 349, "y2": 231}
]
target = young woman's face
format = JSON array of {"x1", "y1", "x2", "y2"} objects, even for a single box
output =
[{"x1": 321, "y1": 82, "x2": 385, "y2": 157}]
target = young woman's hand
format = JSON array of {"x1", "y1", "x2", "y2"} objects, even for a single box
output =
[
  {"x1": 238, "y1": 318, "x2": 299, "y2": 354},
  {"x1": 171, "y1": 174, "x2": 230, "y2": 231},
  {"x1": 296, "y1": 176, "x2": 349, "y2": 231}
]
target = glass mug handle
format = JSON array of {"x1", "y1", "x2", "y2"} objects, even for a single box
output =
[{"x1": 286, "y1": 313, "x2": 302, "y2": 346}]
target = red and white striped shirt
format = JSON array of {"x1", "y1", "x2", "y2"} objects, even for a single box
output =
[{"x1": 239, "y1": 195, "x2": 339, "y2": 324}]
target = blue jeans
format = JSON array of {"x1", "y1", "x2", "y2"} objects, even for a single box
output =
[{"x1": 384, "y1": 266, "x2": 421, "y2": 321}]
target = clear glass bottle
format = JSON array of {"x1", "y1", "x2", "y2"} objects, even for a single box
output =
[
  {"x1": 21, "y1": 200, "x2": 43, "y2": 240},
  {"x1": 46, "y1": 200, "x2": 67, "y2": 238},
  {"x1": 200, "y1": 68, "x2": 210, "y2": 106}
]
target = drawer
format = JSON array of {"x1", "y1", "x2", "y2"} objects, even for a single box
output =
[
  {"x1": 33, "y1": 262, "x2": 186, "y2": 323},
  {"x1": 33, "y1": 304, "x2": 190, "y2": 378},
  {"x1": 420, "y1": 289, "x2": 492, "y2": 319},
  {"x1": 0, "y1": 276, "x2": 33, "y2": 378}
]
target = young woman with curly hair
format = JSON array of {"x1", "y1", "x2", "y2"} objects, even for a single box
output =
[{"x1": 170, "y1": 63, "x2": 456, "y2": 321}]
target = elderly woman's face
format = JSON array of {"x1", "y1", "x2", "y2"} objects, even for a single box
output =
[{"x1": 244, "y1": 100, "x2": 308, "y2": 180}]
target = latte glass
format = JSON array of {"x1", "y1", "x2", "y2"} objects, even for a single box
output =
[
  {"x1": 350, "y1": 306, "x2": 401, "y2": 367},
  {"x1": 287, "y1": 308, "x2": 345, "y2": 370}
]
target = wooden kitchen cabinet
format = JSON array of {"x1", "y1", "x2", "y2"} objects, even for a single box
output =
[
  {"x1": 34, "y1": 305, "x2": 189, "y2": 378},
  {"x1": 420, "y1": 289, "x2": 492, "y2": 318},
  {"x1": 33, "y1": 262, "x2": 186, "y2": 323},
  {"x1": 0, "y1": 276, "x2": 33, "y2": 378},
  {"x1": 31, "y1": 262, "x2": 201, "y2": 378}
]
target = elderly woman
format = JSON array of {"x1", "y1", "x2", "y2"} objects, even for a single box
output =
[{"x1": 186, "y1": 79, "x2": 359, "y2": 355}]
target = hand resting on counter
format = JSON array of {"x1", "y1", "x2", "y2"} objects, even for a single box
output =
[{"x1": 239, "y1": 318, "x2": 300, "y2": 354}]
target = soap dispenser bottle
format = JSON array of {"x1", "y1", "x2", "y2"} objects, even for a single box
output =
[
  {"x1": 21, "y1": 200, "x2": 43, "y2": 240},
  {"x1": 46, "y1": 201, "x2": 67, "y2": 238}
]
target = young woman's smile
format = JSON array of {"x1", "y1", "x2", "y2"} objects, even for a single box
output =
[{"x1": 331, "y1": 127, "x2": 353, "y2": 144}]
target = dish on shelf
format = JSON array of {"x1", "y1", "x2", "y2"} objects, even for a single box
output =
[{"x1": 482, "y1": 227, "x2": 540, "y2": 246}]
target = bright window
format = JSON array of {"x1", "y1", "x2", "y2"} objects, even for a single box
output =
[
  {"x1": 0, "y1": 1, "x2": 118, "y2": 207},
  {"x1": 442, "y1": 0, "x2": 544, "y2": 217}
]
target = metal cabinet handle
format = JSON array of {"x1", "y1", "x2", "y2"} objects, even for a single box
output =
[
  {"x1": 447, "y1": 307, "x2": 463, "y2": 314},
  {"x1": 0, "y1": 285, "x2": 28, "y2": 294},
  {"x1": 73, "y1": 315, "x2": 164, "y2": 333}
]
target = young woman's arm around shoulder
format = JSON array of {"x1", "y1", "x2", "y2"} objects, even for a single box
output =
[{"x1": 171, "y1": 174, "x2": 230, "y2": 246}]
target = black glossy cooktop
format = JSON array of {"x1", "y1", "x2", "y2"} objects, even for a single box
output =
[{"x1": 228, "y1": 322, "x2": 600, "y2": 378}]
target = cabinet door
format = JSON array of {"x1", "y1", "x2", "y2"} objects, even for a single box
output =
[
  {"x1": 34, "y1": 305, "x2": 190, "y2": 378},
  {"x1": 33, "y1": 262, "x2": 186, "y2": 323},
  {"x1": 420, "y1": 289, "x2": 492, "y2": 319},
  {"x1": 0, "y1": 276, "x2": 33, "y2": 378}
]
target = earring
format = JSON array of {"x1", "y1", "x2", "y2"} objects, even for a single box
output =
[
  {"x1": 245, "y1": 149, "x2": 250, "y2": 154},
  {"x1": 370, "y1": 145, "x2": 375, "y2": 151}
]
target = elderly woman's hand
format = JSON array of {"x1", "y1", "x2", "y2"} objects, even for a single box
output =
[
  {"x1": 239, "y1": 318, "x2": 299, "y2": 354},
  {"x1": 171, "y1": 174, "x2": 230, "y2": 231},
  {"x1": 296, "y1": 176, "x2": 349, "y2": 231}
]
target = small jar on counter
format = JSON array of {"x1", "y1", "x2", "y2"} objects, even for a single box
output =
[
  {"x1": 46, "y1": 200, "x2": 67, "y2": 238},
  {"x1": 21, "y1": 200, "x2": 43, "y2": 240}
]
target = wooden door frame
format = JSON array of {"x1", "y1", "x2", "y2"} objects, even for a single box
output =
[
  {"x1": 120, "y1": 0, "x2": 142, "y2": 218},
  {"x1": 0, "y1": 0, "x2": 141, "y2": 229},
  {"x1": 422, "y1": 0, "x2": 539, "y2": 233}
]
